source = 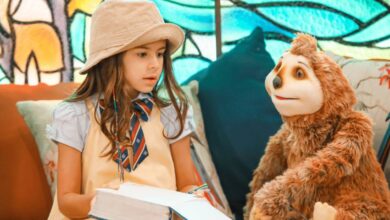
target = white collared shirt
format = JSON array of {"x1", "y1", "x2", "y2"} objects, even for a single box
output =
[{"x1": 46, "y1": 93, "x2": 195, "y2": 152}]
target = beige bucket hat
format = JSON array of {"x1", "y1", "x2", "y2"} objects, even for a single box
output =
[{"x1": 79, "y1": 0, "x2": 184, "y2": 74}]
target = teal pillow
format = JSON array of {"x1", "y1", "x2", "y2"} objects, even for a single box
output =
[{"x1": 188, "y1": 27, "x2": 282, "y2": 219}]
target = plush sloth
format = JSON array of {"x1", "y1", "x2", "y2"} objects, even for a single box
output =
[{"x1": 244, "y1": 33, "x2": 390, "y2": 220}]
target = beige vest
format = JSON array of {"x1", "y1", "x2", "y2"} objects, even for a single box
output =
[{"x1": 48, "y1": 98, "x2": 176, "y2": 219}]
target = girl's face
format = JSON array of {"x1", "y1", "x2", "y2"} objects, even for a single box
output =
[{"x1": 122, "y1": 40, "x2": 166, "y2": 98}]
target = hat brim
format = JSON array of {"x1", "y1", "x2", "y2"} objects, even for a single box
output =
[{"x1": 79, "y1": 23, "x2": 184, "y2": 74}]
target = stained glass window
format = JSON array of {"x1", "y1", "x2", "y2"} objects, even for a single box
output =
[{"x1": 0, "y1": 0, "x2": 389, "y2": 85}]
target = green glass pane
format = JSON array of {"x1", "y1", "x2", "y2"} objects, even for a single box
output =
[
  {"x1": 319, "y1": 40, "x2": 390, "y2": 60},
  {"x1": 344, "y1": 14, "x2": 390, "y2": 43},
  {"x1": 265, "y1": 40, "x2": 291, "y2": 62},
  {"x1": 222, "y1": 7, "x2": 293, "y2": 42},
  {"x1": 258, "y1": 6, "x2": 359, "y2": 37},
  {"x1": 153, "y1": 0, "x2": 215, "y2": 33},
  {"x1": 245, "y1": 0, "x2": 386, "y2": 22},
  {"x1": 161, "y1": 0, "x2": 214, "y2": 7}
]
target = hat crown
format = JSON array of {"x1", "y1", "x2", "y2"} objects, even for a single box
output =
[
  {"x1": 79, "y1": 0, "x2": 184, "y2": 74},
  {"x1": 89, "y1": 0, "x2": 164, "y2": 54}
]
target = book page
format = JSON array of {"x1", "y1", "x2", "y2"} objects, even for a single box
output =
[
  {"x1": 118, "y1": 182, "x2": 197, "y2": 207},
  {"x1": 90, "y1": 188, "x2": 170, "y2": 220},
  {"x1": 171, "y1": 199, "x2": 231, "y2": 220},
  {"x1": 94, "y1": 182, "x2": 231, "y2": 220}
]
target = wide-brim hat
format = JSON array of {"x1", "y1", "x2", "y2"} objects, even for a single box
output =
[{"x1": 79, "y1": 0, "x2": 184, "y2": 74}]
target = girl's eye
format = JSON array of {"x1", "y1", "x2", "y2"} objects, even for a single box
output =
[
  {"x1": 295, "y1": 69, "x2": 305, "y2": 79},
  {"x1": 137, "y1": 52, "x2": 147, "y2": 58},
  {"x1": 157, "y1": 52, "x2": 164, "y2": 58}
]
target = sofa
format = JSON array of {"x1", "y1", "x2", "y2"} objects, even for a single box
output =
[
  {"x1": 0, "y1": 81, "x2": 234, "y2": 220},
  {"x1": 0, "y1": 31, "x2": 389, "y2": 219},
  {"x1": 0, "y1": 83, "x2": 79, "y2": 219}
]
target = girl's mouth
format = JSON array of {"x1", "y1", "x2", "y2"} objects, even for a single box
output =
[{"x1": 143, "y1": 77, "x2": 157, "y2": 81}]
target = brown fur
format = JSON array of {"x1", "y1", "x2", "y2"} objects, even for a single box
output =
[{"x1": 245, "y1": 33, "x2": 390, "y2": 220}]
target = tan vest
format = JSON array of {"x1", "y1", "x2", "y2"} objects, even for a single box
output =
[{"x1": 48, "y1": 98, "x2": 176, "y2": 219}]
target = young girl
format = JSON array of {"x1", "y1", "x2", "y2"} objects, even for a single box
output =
[{"x1": 47, "y1": 1, "x2": 202, "y2": 219}]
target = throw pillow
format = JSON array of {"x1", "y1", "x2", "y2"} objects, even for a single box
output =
[
  {"x1": 16, "y1": 100, "x2": 61, "y2": 197},
  {"x1": 187, "y1": 27, "x2": 283, "y2": 219},
  {"x1": 326, "y1": 51, "x2": 390, "y2": 183}
]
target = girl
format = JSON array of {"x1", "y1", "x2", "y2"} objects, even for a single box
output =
[{"x1": 47, "y1": 1, "x2": 202, "y2": 219}]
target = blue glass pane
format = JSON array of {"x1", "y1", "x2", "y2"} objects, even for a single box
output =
[
  {"x1": 245, "y1": 0, "x2": 386, "y2": 22},
  {"x1": 70, "y1": 12, "x2": 86, "y2": 62},
  {"x1": 185, "y1": 34, "x2": 216, "y2": 60},
  {"x1": 153, "y1": 0, "x2": 214, "y2": 33},
  {"x1": 344, "y1": 14, "x2": 390, "y2": 43},
  {"x1": 190, "y1": 33, "x2": 217, "y2": 60},
  {"x1": 164, "y1": 0, "x2": 215, "y2": 7},
  {"x1": 265, "y1": 40, "x2": 291, "y2": 62},
  {"x1": 222, "y1": 7, "x2": 294, "y2": 42},
  {"x1": 222, "y1": 45, "x2": 236, "y2": 54},
  {"x1": 173, "y1": 56, "x2": 211, "y2": 84},
  {"x1": 258, "y1": 6, "x2": 359, "y2": 37},
  {"x1": 0, "y1": 66, "x2": 10, "y2": 84},
  {"x1": 165, "y1": 0, "x2": 234, "y2": 7}
]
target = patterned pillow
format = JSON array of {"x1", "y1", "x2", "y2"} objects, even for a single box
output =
[
  {"x1": 326, "y1": 51, "x2": 390, "y2": 182},
  {"x1": 16, "y1": 100, "x2": 61, "y2": 197},
  {"x1": 181, "y1": 80, "x2": 208, "y2": 147}
]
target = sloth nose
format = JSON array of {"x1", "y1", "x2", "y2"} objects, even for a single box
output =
[{"x1": 273, "y1": 75, "x2": 282, "y2": 89}]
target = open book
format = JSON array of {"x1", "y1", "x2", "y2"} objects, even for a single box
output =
[{"x1": 89, "y1": 182, "x2": 231, "y2": 220}]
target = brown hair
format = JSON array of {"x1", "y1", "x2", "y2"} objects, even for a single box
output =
[{"x1": 68, "y1": 47, "x2": 188, "y2": 157}]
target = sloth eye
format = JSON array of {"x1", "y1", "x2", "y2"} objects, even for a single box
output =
[{"x1": 295, "y1": 69, "x2": 305, "y2": 79}]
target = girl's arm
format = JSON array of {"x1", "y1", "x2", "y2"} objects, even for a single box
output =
[
  {"x1": 57, "y1": 143, "x2": 95, "y2": 219},
  {"x1": 170, "y1": 136, "x2": 200, "y2": 192}
]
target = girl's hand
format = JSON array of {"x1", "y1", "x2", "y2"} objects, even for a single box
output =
[
  {"x1": 180, "y1": 184, "x2": 221, "y2": 209},
  {"x1": 90, "y1": 182, "x2": 120, "y2": 210},
  {"x1": 180, "y1": 185, "x2": 206, "y2": 198},
  {"x1": 90, "y1": 195, "x2": 96, "y2": 209}
]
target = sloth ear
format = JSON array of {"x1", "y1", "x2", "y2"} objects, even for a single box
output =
[{"x1": 291, "y1": 33, "x2": 317, "y2": 54}]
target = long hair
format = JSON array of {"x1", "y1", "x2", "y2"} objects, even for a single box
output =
[{"x1": 68, "y1": 47, "x2": 188, "y2": 157}]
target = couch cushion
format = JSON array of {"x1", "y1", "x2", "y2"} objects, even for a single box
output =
[
  {"x1": 326, "y1": 52, "x2": 390, "y2": 183},
  {"x1": 0, "y1": 83, "x2": 78, "y2": 219},
  {"x1": 187, "y1": 27, "x2": 282, "y2": 218},
  {"x1": 181, "y1": 80, "x2": 208, "y2": 147}
]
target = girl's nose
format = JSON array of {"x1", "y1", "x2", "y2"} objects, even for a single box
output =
[{"x1": 149, "y1": 55, "x2": 160, "y2": 69}]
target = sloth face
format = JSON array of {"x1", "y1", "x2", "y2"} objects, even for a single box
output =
[{"x1": 265, "y1": 52, "x2": 324, "y2": 117}]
